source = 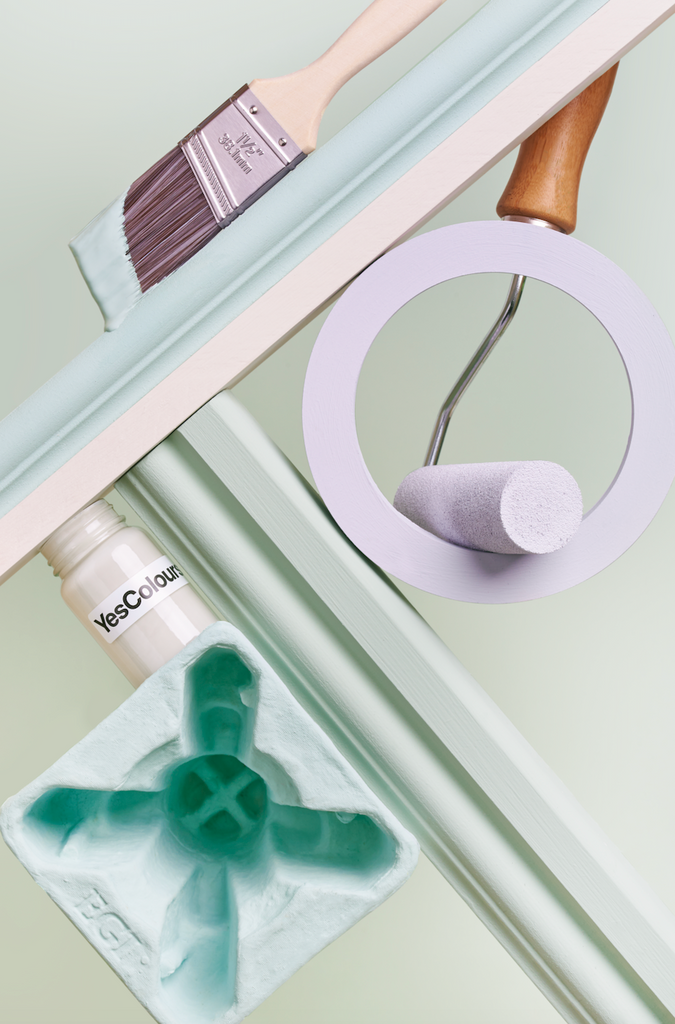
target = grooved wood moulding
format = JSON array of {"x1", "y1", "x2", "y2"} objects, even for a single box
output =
[
  {"x1": 0, "y1": 0, "x2": 673, "y2": 583},
  {"x1": 118, "y1": 391, "x2": 675, "y2": 1024}
]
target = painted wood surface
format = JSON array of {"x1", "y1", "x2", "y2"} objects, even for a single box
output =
[
  {"x1": 118, "y1": 391, "x2": 675, "y2": 1024},
  {"x1": 1, "y1": 0, "x2": 673, "y2": 584}
]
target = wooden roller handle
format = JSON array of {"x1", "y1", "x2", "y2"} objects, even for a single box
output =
[{"x1": 496, "y1": 64, "x2": 618, "y2": 234}]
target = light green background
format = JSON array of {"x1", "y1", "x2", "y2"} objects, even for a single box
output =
[{"x1": 2, "y1": 2, "x2": 675, "y2": 1022}]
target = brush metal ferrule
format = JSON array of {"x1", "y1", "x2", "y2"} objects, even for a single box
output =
[{"x1": 180, "y1": 86, "x2": 305, "y2": 225}]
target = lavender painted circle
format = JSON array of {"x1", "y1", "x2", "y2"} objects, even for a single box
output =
[{"x1": 302, "y1": 221, "x2": 675, "y2": 603}]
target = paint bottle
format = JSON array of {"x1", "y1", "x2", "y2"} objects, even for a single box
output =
[{"x1": 41, "y1": 500, "x2": 218, "y2": 687}]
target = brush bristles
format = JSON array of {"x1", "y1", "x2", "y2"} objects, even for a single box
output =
[{"x1": 124, "y1": 147, "x2": 219, "y2": 292}]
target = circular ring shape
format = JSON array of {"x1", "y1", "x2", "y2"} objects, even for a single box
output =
[{"x1": 302, "y1": 221, "x2": 675, "y2": 603}]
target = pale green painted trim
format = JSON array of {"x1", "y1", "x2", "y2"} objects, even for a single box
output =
[
  {"x1": 118, "y1": 391, "x2": 675, "y2": 1024},
  {"x1": 0, "y1": 0, "x2": 611, "y2": 519},
  {"x1": 69, "y1": 193, "x2": 140, "y2": 333}
]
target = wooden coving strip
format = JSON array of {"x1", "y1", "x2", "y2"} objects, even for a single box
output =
[
  {"x1": 0, "y1": 0, "x2": 673, "y2": 586},
  {"x1": 120, "y1": 393, "x2": 675, "y2": 1022}
]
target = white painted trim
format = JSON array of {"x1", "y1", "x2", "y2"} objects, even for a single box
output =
[
  {"x1": 118, "y1": 391, "x2": 675, "y2": 1024},
  {"x1": 0, "y1": 0, "x2": 613, "y2": 521},
  {"x1": 1, "y1": 0, "x2": 673, "y2": 584}
]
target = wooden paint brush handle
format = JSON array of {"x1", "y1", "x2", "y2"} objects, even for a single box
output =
[
  {"x1": 251, "y1": 0, "x2": 446, "y2": 154},
  {"x1": 496, "y1": 64, "x2": 618, "y2": 234}
]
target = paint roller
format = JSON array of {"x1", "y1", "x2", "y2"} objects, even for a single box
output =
[{"x1": 394, "y1": 66, "x2": 618, "y2": 555}]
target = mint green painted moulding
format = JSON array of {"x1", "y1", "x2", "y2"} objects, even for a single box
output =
[{"x1": 0, "y1": 0, "x2": 611, "y2": 520}]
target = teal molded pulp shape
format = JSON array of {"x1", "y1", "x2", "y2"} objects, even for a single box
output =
[
  {"x1": 0, "y1": 623, "x2": 418, "y2": 1024},
  {"x1": 0, "y1": 0, "x2": 611, "y2": 519}
]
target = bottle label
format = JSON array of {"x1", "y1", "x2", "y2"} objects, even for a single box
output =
[{"x1": 88, "y1": 556, "x2": 188, "y2": 644}]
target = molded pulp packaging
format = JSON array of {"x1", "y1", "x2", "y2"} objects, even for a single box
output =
[
  {"x1": 41, "y1": 499, "x2": 218, "y2": 686},
  {"x1": 1, "y1": 623, "x2": 419, "y2": 1024}
]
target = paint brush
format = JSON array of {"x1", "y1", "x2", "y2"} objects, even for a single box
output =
[{"x1": 71, "y1": 0, "x2": 446, "y2": 330}]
